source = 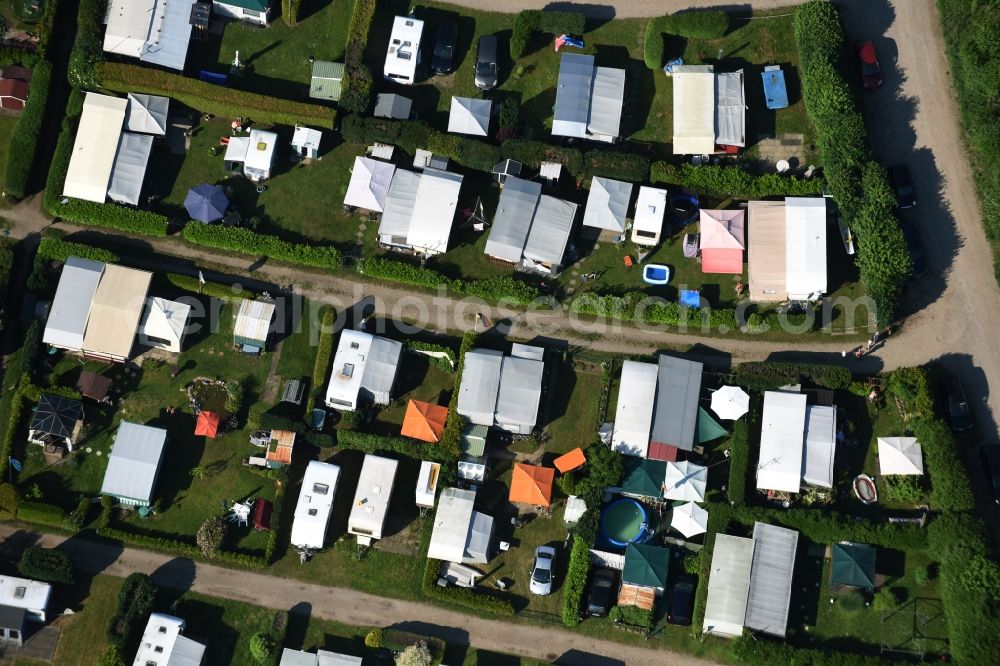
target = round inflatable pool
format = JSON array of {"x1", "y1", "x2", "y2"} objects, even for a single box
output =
[{"x1": 600, "y1": 498, "x2": 651, "y2": 548}]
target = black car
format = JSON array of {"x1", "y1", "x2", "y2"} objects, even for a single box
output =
[
  {"x1": 667, "y1": 575, "x2": 696, "y2": 626},
  {"x1": 901, "y1": 222, "x2": 928, "y2": 278},
  {"x1": 474, "y1": 35, "x2": 499, "y2": 90},
  {"x1": 586, "y1": 568, "x2": 619, "y2": 617},
  {"x1": 889, "y1": 164, "x2": 917, "y2": 209},
  {"x1": 980, "y1": 445, "x2": 1000, "y2": 504},
  {"x1": 945, "y1": 375, "x2": 974, "y2": 432},
  {"x1": 431, "y1": 20, "x2": 458, "y2": 74}
]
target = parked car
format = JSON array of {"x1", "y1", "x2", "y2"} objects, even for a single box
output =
[
  {"x1": 529, "y1": 546, "x2": 556, "y2": 595},
  {"x1": 667, "y1": 575, "x2": 696, "y2": 626},
  {"x1": 945, "y1": 375, "x2": 974, "y2": 432},
  {"x1": 431, "y1": 20, "x2": 458, "y2": 74},
  {"x1": 474, "y1": 35, "x2": 499, "y2": 90},
  {"x1": 889, "y1": 164, "x2": 917, "y2": 208},
  {"x1": 980, "y1": 444, "x2": 1000, "y2": 504},
  {"x1": 586, "y1": 568, "x2": 619, "y2": 617},
  {"x1": 901, "y1": 222, "x2": 928, "y2": 278},
  {"x1": 857, "y1": 41, "x2": 883, "y2": 90}
]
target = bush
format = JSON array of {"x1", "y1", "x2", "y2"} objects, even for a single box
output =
[
  {"x1": 365, "y1": 628, "x2": 383, "y2": 648},
  {"x1": 732, "y1": 634, "x2": 884, "y2": 665},
  {"x1": 609, "y1": 604, "x2": 654, "y2": 630},
  {"x1": 306, "y1": 308, "x2": 336, "y2": 416},
  {"x1": 5, "y1": 61, "x2": 52, "y2": 200},
  {"x1": 356, "y1": 257, "x2": 458, "y2": 292},
  {"x1": 281, "y1": 0, "x2": 301, "y2": 27},
  {"x1": 644, "y1": 12, "x2": 729, "y2": 69},
  {"x1": 570, "y1": 291, "x2": 738, "y2": 331},
  {"x1": 584, "y1": 150, "x2": 650, "y2": 182},
  {"x1": 734, "y1": 361, "x2": 852, "y2": 391},
  {"x1": 727, "y1": 419, "x2": 749, "y2": 504},
  {"x1": 575, "y1": 443, "x2": 623, "y2": 506},
  {"x1": 396, "y1": 641, "x2": 433, "y2": 666},
  {"x1": 650, "y1": 162, "x2": 824, "y2": 198},
  {"x1": 880, "y1": 474, "x2": 925, "y2": 504},
  {"x1": 19, "y1": 546, "x2": 75, "y2": 584},
  {"x1": 462, "y1": 276, "x2": 540, "y2": 305},
  {"x1": 497, "y1": 96, "x2": 521, "y2": 141},
  {"x1": 914, "y1": 563, "x2": 933, "y2": 586},
  {"x1": 427, "y1": 132, "x2": 501, "y2": 171},
  {"x1": 911, "y1": 415, "x2": 974, "y2": 512},
  {"x1": 561, "y1": 531, "x2": 592, "y2": 626},
  {"x1": 872, "y1": 587, "x2": 899, "y2": 612},
  {"x1": 182, "y1": 224, "x2": 341, "y2": 270},
  {"x1": 510, "y1": 10, "x2": 587, "y2": 59},
  {"x1": 340, "y1": 0, "x2": 379, "y2": 113},
  {"x1": 197, "y1": 516, "x2": 227, "y2": 556},
  {"x1": 249, "y1": 633, "x2": 276, "y2": 663},
  {"x1": 422, "y1": 558, "x2": 515, "y2": 615},
  {"x1": 37, "y1": 237, "x2": 119, "y2": 264},
  {"x1": 163, "y1": 272, "x2": 255, "y2": 301},
  {"x1": 501, "y1": 139, "x2": 584, "y2": 178},
  {"x1": 16, "y1": 501, "x2": 67, "y2": 529},
  {"x1": 0, "y1": 483, "x2": 20, "y2": 516},
  {"x1": 107, "y1": 573, "x2": 156, "y2": 651},
  {"x1": 97, "y1": 645, "x2": 126, "y2": 666},
  {"x1": 338, "y1": 430, "x2": 456, "y2": 464},
  {"x1": 64, "y1": 497, "x2": 92, "y2": 531}
]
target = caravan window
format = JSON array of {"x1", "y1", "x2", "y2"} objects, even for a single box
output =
[
  {"x1": 308, "y1": 508, "x2": 318, "y2": 516},
  {"x1": 342, "y1": 363, "x2": 355, "y2": 378},
  {"x1": 313, "y1": 483, "x2": 330, "y2": 495},
  {"x1": 14, "y1": 586, "x2": 26, "y2": 599}
]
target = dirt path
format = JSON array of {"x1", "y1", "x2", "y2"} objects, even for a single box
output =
[
  {"x1": 0, "y1": 525, "x2": 713, "y2": 666},
  {"x1": 437, "y1": 0, "x2": 798, "y2": 18}
]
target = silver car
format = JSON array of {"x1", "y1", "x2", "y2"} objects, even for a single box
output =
[
  {"x1": 475, "y1": 35, "x2": 498, "y2": 90},
  {"x1": 529, "y1": 545, "x2": 556, "y2": 595}
]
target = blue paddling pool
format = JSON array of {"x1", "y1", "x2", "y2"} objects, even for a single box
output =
[
  {"x1": 600, "y1": 498, "x2": 652, "y2": 548},
  {"x1": 643, "y1": 264, "x2": 671, "y2": 285}
]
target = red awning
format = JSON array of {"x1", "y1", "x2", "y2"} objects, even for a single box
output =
[
  {"x1": 647, "y1": 442, "x2": 678, "y2": 462},
  {"x1": 701, "y1": 248, "x2": 744, "y2": 274}
]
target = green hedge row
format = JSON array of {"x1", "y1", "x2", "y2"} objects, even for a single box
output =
[
  {"x1": 732, "y1": 635, "x2": 884, "y2": 666},
  {"x1": 34, "y1": 0, "x2": 62, "y2": 60},
  {"x1": 97, "y1": 525, "x2": 267, "y2": 569},
  {"x1": 107, "y1": 572, "x2": 156, "y2": 652},
  {"x1": 727, "y1": 419, "x2": 749, "y2": 505},
  {"x1": 37, "y1": 237, "x2": 119, "y2": 264},
  {"x1": 561, "y1": 508, "x2": 598, "y2": 626},
  {"x1": 422, "y1": 558, "x2": 516, "y2": 616},
  {"x1": 305, "y1": 308, "x2": 336, "y2": 416},
  {"x1": 4, "y1": 61, "x2": 53, "y2": 200},
  {"x1": 584, "y1": 150, "x2": 650, "y2": 183},
  {"x1": 650, "y1": 162, "x2": 825, "y2": 198},
  {"x1": 97, "y1": 63, "x2": 335, "y2": 129},
  {"x1": 436, "y1": 332, "x2": 478, "y2": 462},
  {"x1": 337, "y1": 430, "x2": 456, "y2": 464},
  {"x1": 500, "y1": 139, "x2": 585, "y2": 178},
  {"x1": 340, "y1": 0, "x2": 378, "y2": 113},
  {"x1": 643, "y1": 12, "x2": 729, "y2": 69},
  {"x1": 356, "y1": 257, "x2": 541, "y2": 305},
  {"x1": 570, "y1": 291, "x2": 738, "y2": 331},
  {"x1": 182, "y1": 224, "x2": 341, "y2": 270},
  {"x1": 733, "y1": 361, "x2": 852, "y2": 391},
  {"x1": 67, "y1": 0, "x2": 105, "y2": 89},
  {"x1": 16, "y1": 500, "x2": 68, "y2": 530},
  {"x1": 341, "y1": 114, "x2": 433, "y2": 154},
  {"x1": 281, "y1": 0, "x2": 301, "y2": 27},
  {"x1": 162, "y1": 272, "x2": 257, "y2": 302},
  {"x1": 427, "y1": 132, "x2": 502, "y2": 172},
  {"x1": 19, "y1": 546, "x2": 75, "y2": 584},
  {"x1": 510, "y1": 10, "x2": 587, "y2": 59},
  {"x1": 461, "y1": 276, "x2": 541, "y2": 305}
]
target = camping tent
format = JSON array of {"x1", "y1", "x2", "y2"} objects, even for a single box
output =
[
  {"x1": 582, "y1": 177, "x2": 632, "y2": 233},
  {"x1": 747, "y1": 201, "x2": 787, "y2": 301},
  {"x1": 457, "y1": 349, "x2": 504, "y2": 426},
  {"x1": 126, "y1": 93, "x2": 168, "y2": 135},
  {"x1": 309, "y1": 60, "x2": 344, "y2": 101},
  {"x1": 373, "y1": 93, "x2": 412, "y2": 119},
  {"x1": 745, "y1": 522, "x2": 798, "y2": 637},
  {"x1": 81, "y1": 264, "x2": 152, "y2": 363},
  {"x1": 233, "y1": 299, "x2": 275, "y2": 351},
  {"x1": 649, "y1": 355, "x2": 703, "y2": 460},
  {"x1": 670, "y1": 501, "x2": 709, "y2": 538},
  {"x1": 785, "y1": 198, "x2": 827, "y2": 300},
  {"x1": 672, "y1": 66, "x2": 716, "y2": 155},
  {"x1": 428, "y1": 488, "x2": 494, "y2": 564},
  {"x1": 495, "y1": 355, "x2": 544, "y2": 435},
  {"x1": 622, "y1": 457, "x2": 667, "y2": 499},
  {"x1": 696, "y1": 407, "x2": 729, "y2": 444},
  {"x1": 831, "y1": 542, "x2": 876, "y2": 589},
  {"x1": 194, "y1": 411, "x2": 220, "y2": 438},
  {"x1": 756, "y1": 391, "x2": 807, "y2": 493},
  {"x1": 703, "y1": 534, "x2": 755, "y2": 637},
  {"x1": 554, "y1": 448, "x2": 586, "y2": 474},
  {"x1": 345, "y1": 156, "x2": 396, "y2": 213},
  {"x1": 509, "y1": 463, "x2": 554, "y2": 507},
  {"x1": 63, "y1": 93, "x2": 128, "y2": 203},
  {"x1": 552, "y1": 53, "x2": 594, "y2": 139},
  {"x1": 715, "y1": 71, "x2": 746, "y2": 147},
  {"x1": 664, "y1": 460, "x2": 707, "y2": 502},
  {"x1": 485, "y1": 177, "x2": 541, "y2": 263},
  {"x1": 802, "y1": 405, "x2": 837, "y2": 488},
  {"x1": 622, "y1": 543, "x2": 669, "y2": 591},
  {"x1": 877, "y1": 437, "x2": 924, "y2": 475},
  {"x1": 521, "y1": 195, "x2": 578, "y2": 273},
  {"x1": 139, "y1": 297, "x2": 191, "y2": 353},
  {"x1": 184, "y1": 184, "x2": 229, "y2": 223},
  {"x1": 291, "y1": 126, "x2": 322, "y2": 160},
  {"x1": 699, "y1": 209, "x2": 746, "y2": 274},
  {"x1": 589, "y1": 66, "x2": 626, "y2": 141},
  {"x1": 448, "y1": 97, "x2": 491, "y2": 136},
  {"x1": 405, "y1": 168, "x2": 464, "y2": 254},
  {"x1": 43, "y1": 257, "x2": 104, "y2": 351},
  {"x1": 612, "y1": 361, "x2": 658, "y2": 457},
  {"x1": 101, "y1": 422, "x2": 167, "y2": 507},
  {"x1": 631, "y1": 186, "x2": 667, "y2": 246},
  {"x1": 401, "y1": 400, "x2": 448, "y2": 443}
]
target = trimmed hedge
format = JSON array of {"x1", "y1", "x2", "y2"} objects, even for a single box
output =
[
  {"x1": 34, "y1": 0, "x2": 62, "y2": 61},
  {"x1": 162, "y1": 272, "x2": 256, "y2": 301},
  {"x1": 500, "y1": 139, "x2": 584, "y2": 178},
  {"x1": 644, "y1": 12, "x2": 729, "y2": 69},
  {"x1": 16, "y1": 501, "x2": 67, "y2": 530},
  {"x1": 19, "y1": 546, "x2": 75, "y2": 584},
  {"x1": 306, "y1": 308, "x2": 336, "y2": 416},
  {"x1": 584, "y1": 150, "x2": 650, "y2": 183},
  {"x1": 37, "y1": 237, "x2": 119, "y2": 264},
  {"x1": 571, "y1": 291, "x2": 738, "y2": 331},
  {"x1": 97, "y1": 526, "x2": 267, "y2": 568},
  {"x1": 356, "y1": 257, "x2": 458, "y2": 292},
  {"x1": 733, "y1": 361, "x2": 852, "y2": 391},
  {"x1": 341, "y1": 114, "x2": 433, "y2": 153},
  {"x1": 727, "y1": 419, "x2": 749, "y2": 505},
  {"x1": 437, "y1": 332, "x2": 478, "y2": 462},
  {"x1": 182, "y1": 224, "x2": 341, "y2": 270},
  {"x1": 561, "y1": 510, "x2": 598, "y2": 626},
  {"x1": 650, "y1": 162, "x2": 825, "y2": 198},
  {"x1": 461, "y1": 276, "x2": 540, "y2": 305},
  {"x1": 510, "y1": 10, "x2": 587, "y2": 59},
  {"x1": 422, "y1": 557, "x2": 515, "y2": 616},
  {"x1": 427, "y1": 132, "x2": 501, "y2": 172},
  {"x1": 68, "y1": 0, "x2": 105, "y2": 89},
  {"x1": 340, "y1": 0, "x2": 378, "y2": 113},
  {"x1": 337, "y1": 430, "x2": 456, "y2": 464},
  {"x1": 107, "y1": 573, "x2": 156, "y2": 652},
  {"x1": 97, "y1": 63, "x2": 335, "y2": 128},
  {"x1": 732, "y1": 635, "x2": 884, "y2": 666},
  {"x1": 5, "y1": 61, "x2": 53, "y2": 200}
]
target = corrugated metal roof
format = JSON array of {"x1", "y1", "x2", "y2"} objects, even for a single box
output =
[
  {"x1": 456, "y1": 349, "x2": 503, "y2": 425},
  {"x1": 234, "y1": 299, "x2": 275, "y2": 347},
  {"x1": 101, "y1": 422, "x2": 167, "y2": 503},
  {"x1": 650, "y1": 355, "x2": 703, "y2": 453},
  {"x1": 43, "y1": 257, "x2": 104, "y2": 351},
  {"x1": 703, "y1": 534, "x2": 755, "y2": 637},
  {"x1": 486, "y1": 177, "x2": 540, "y2": 263},
  {"x1": 745, "y1": 522, "x2": 798, "y2": 637}
]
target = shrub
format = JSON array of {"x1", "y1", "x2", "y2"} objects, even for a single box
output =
[
  {"x1": 732, "y1": 634, "x2": 884, "y2": 665},
  {"x1": 340, "y1": 0, "x2": 379, "y2": 113},
  {"x1": 162, "y1": 272, "x2": 255, "y2": 301},
  {"x1": 249, "y1": 633, "x2": 276, "y2": 663},
  {"x1": 407, "y1": 341, "x2": 456, "y2": 373},
  {"x1": 880, "y1": 475, "x2": 924, "y2": 504},
  {"x1": 281, "y1": 0, "x2": 301, "y2": 26},
  {"x1": 64, "y1": 497, "x2": 92, "y2": 531},
  {"x1": 97, "y1": 645, "x2": 126, "y2": 666},
  {"x1": 306, "y1": 308, "x2": 336, "y2": 416},
  {"x1": 462, "y1": 276, "x2": 540, "y2": 305},
  {"x1": 561, "y1": 532, "x2": 592, "y2": 626},
  {"x1": 501, "y1": 139, "x2": 584, "y2": 177},
  {"x1": 19, "y1": 546, "x2": 75, "y2": 584},
  {"x1": 643, "y1": 12, "x2": 728, "y2": 69},
  {"x1": 396, "y1": 641, "x2": 433, "y2": 666},
  {"x1": 734, "y1": 361, "x2": 852, "y2": 390},
  {"x1": 197, "y1": 516, "x2": 227, "y2": 556},
  {"x1": 575, "y1": 443, "x2": 623, "y2": 507},
  {"x1": 510, "y1": 10, "x2": 587, "y2": 59},
  {"x1": 609, "y1": 604, "x2": 654, "y2": 630},
  {"x1": 427, "y1": 132, "x2": 501, "y2": 171},
  {"x1": 5, "y1": 61, "x2": 52, "y2": 200},
  {"x1": 356, "y1": 257, "x2": 458, "y2": 292},
  {"x1": 421, "y1": 558, "x2": 515, "y2": 615},
  {"x1": 650, "y1": 162, "x2": 824, "y2": 198},
  {"x1": 37, "y1": 237, "x2": 119, "y2": 264},
  {"x1": 872, "y1": 587, "x2": 899, "y2": 612},
  {"x1": 365, "y1": 628, "x2": 383, "y2": 648},
  {"x1": 584, "y1": 150, "x2": 650, "y2": 182},
  {"x1": 16, "y1": 501, "x2": 67, "y2": 529},
  {"x1": 497, "y1": 96, "x2": 521, "y2": 141},
  {"x1": 0, "y1": 483, "x2": 20, "y2": 516},
  {"x1": 914, "y1": 563, "x2": 933, "y2": 586},
  {"x1": 107, "y1": 572, "x2": 156, "y2": 652},
  {"x1": 887, "y1": 367, "x2": 934, "y2": 417},
  {"x1": 338, "y1": 431, "x2": 456, "y2": 464},
  {"x1": 341, "y1": 115, "x2": 434, "y2": 154},
  {"x1": 182, "y1": 224, "x2": 341, "y2": 270},
  {"x1": 97, "y1": 63, "x2": 334, "y2": 128},
  {"x1": 68, "y1": 0, "x2": 106, "y2": 89},
  {"x1": 911, "y1": 415, "x2": 974, "y2": 512},
  {"x1": 727, "y1": 419, "x2": 749, "y2": 504}
]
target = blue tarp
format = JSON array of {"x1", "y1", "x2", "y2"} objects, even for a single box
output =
[
  {"x1": 762, "y1": 66, "x2": 789, "y2": 110},
  {"x1": 200, "y1": 70, "x2": 228, "y2": 86}
]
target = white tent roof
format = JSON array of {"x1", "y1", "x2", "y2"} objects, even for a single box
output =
[
  {"x1": 245, "y1": 129, "x2": 278, "y2": 173},
  {"x1": 428, "y1": 487, "x2": 476, "y2": 562},
  {"x1": 664, "y1": 460, "x2": 707, "y2": 502},
  {"x1": 589, "y1": 66, "x2": 625, "y2": 139},
  {"x1": 140, "y1": 297, "x2": 191, "y2": 346},
  {"x1": 377, "y1": 167, "x2": 419, "y2": 238},
  {"x1": 632, "y1": 186, "x2": 667, "y2": 236},
  {"x1": 406, "y1": 168, "x2": 463, "y2": 254},
  {"x1": 134, "y1": 614, "x2": 205, "y2": 666},
  {"x1": 234, "y1": 299, "x2": 275, "y2": 347},
  {"x1": 348, "y1": 455, "x2": 399, "y2": 539},
  {"x1": 486, "y1": 177, "x2": 541, "y2": 263},
  {"x1": 126, "y1": 93, "x2": 168, "y2": 135},
  {"x1": 81, "y1": 264, "x2": 152, "y2": 361},
  {"x1": 224, "y1": 135, "x2": 250, "y2": 164},
  {"x1": 785, "y1": 197, "x2": 828, "y2": 299},
  {"x1": 43, "y1": 257, "x2": 104, "y2": 351},
  {"x1": 745, "y1": 522, "x2": 798, "y2": 637},
  {"x1": 703, "y1": 534, "x2": 755, "y2": 637},
  {"x1": 565, "y1": 496, "x2": 587, "y2": 524},
  {"x1": 522, "y1": 195, "x2": 577, "y2": 266},
  {"x1": 673, "y1": 65, "x2": 716, "y2": 155},
  {"x1": 756, "y1": 391, "x2": 807, "y2": 493},
  {"x1": 292, "y1": 126, "x2": 322, "y2": 152},
  {"x1": 291, "y1": 461, "x2": 340, "y2": 550},
  {"x1": 670, "y1": 500, "x2": 709, "y2": 538},
  {"x1": 878, "y1": 437, "x2": 924, "y2": 475},
  {"x1": 495, "y1": 355, "x2": 543, "y2": 431},
  {"x1": 802, "y1": 405, "x2": 837, "y2": 488},
  {"x1": 552, "y1": 53, "x2": 594, "y2": 138},
  {"x1": 448, "y1": 97, "x2": 491, "y2": 136},
  {"x1": 63, "y1": 93, "x2": 128, "y2": 203},
  {"x1": 457, "y1": 349, "x2": 503, "y2": 425},
  {"x1": 101, "y1": 421, "x2": 166, "y2": 503},
  {"x1": 612, "y1": 361, "x2": 658, "y2": 457},
  {"x1": 103, "y1": 0, "x2": 153, "y2": 57},
  {"x1": 715, "y1": 71, "x2": 746, "y2": 147},
  {"x1": 107, "y1": 131, "x2": 153, "y2": 205},
  {"x1": 582, "y1": 177, "x2": 633, "y2": 232},
  {"x1": 138, "y1": 0, "x2": 197, "y2": 71}
]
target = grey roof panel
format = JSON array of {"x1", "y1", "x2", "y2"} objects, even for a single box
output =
[
  {"x1": 522, "y1": 195, "x2": 577, "y2": 265},
  {"x1": 650, "y1": 355, "x2": 703, "y2": 451},
  {"x1": 486, "y1": 177, "x2": 540, "y2": 263},
  {"x1": 745, "y1": 522, "x2": 798, "y2": 637},
  {"x1": 495, "y1": 356, "x2": 543, "y2": 429},
  {"x1": 101, "y1": 421, "x2": 167, "y2": 503}
]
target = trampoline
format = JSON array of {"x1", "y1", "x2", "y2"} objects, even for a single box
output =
[
  {"x1": 600, "y1": 498, "x2": 652, "y2": 548},
  {"x1": 670, "y1": 194, "x2": 700, "y2": 227}
]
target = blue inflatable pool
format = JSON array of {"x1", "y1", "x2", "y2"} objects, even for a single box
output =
[{"x1": 643, "y1": 264, "x2": 671, "y2": 285}]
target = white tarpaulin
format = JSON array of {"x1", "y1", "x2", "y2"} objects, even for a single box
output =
[
  {"x1": 631, "y1": 186, "x2": 666, "y2": 243},
  {"x1": 715, "y1": 71, "x2": 746, "y2": 147},
  {"x1": 589, "y1": 66, "x2": 625, "y2": 140},
  {"x1": 486, "y1": 177, "x2": 540, "y2": 263},
  {"x1": 664, "y1": 461, "x2": 707, "y2": 502},
  {"x1": 43, "y1": 257, "x2": 104, "y2": 351},
  {"x1": 582, "y1": 177, "x2": 632, "y2": 232},
  {"x1": 522, "y1": 195, "x2": 577, "y2": 268},
  {"x1": 406, "y1": 168, "x2": 463, "y2": 254},
  {"x1": 126, "y1": 93, "x2": 168, "y2": 135},
  {"x1": 878, "y1": 437, "x2": 924, "y2": 475},
  {"x1": 612, "y1": 361, "x2": 658, "y2": 457},
  {"x1": 703, "y1": 534, "x2": 755, "y2": 637},
  {"x1": 785, "y1": 197, "x2": 828, "y2": 300},
  {"x1": 745, "y1": 522, "x2": 798, "y2": 637},
  {"x1": 428, "y1": 487, "x2": 477, "y2": 563},
  {"x1": 378, "y1": 168, "x2": 420, "y2": 242},
  {"x1": 495, "y1": 356, "x2": 543, "y2": 434},
  {"x1": 104, "y1": 0, "x2": 153, "y2": 58},
  {"x1": 107, "y1": 132, "x2": 153, "y2": 205},
  {"x1": 63, "y1": 93, "x2": 128, "y2": 203},
  {"x1": 672, "y1": 65, "x2": 715, "y2": 155},
  {"x1": 448, "y1": 97, "x2": 491, "y2": 136},
  {"x1": 802, "y1": 405, "x2": 837, "y2": 488},
  {"x1": 670, "y1": 501, "x2": 708, "y2": 538},
  {"x1": 756, "y1": 391, "x2": 807, "y2": 493},
  {"x1": 457, "y1": 349, "x2": 504, "y2": 426}
]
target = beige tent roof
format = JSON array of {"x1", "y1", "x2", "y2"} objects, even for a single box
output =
[
  {"x1": 748, "y1": 201, "x2": 786, "y2": 301},
  {"x1": 672, "y1": 66, "x2": 716, "y2": 155},
  {"x1": 63, "y1": 93, "x2": 128, "y2": 203},
  {"x1": 82, "y1": 264, "x2": 152, "y2": 360}
]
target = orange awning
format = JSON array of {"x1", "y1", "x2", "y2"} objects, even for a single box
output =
[
  {"x1": 509, "y1": 463, "x2": 555, "y2": 507},
  {"x1": 194, "y1": 411, "x2": 219, "y2": 438},
  {"x1": 554, "y1": 447, "x2": 587, "y2": 474},
  {"x1": 401, "y1": 399, "x2": 448, "y2": 443}
]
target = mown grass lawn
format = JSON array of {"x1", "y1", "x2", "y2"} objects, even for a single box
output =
[
  {"x1": 47, "y1": 574, "x2": 123, "y2": 666},
  {"x1": 542, "y1": 362, "x2": 604, "y2": 455},
  {"x1": 0, "y1": 113, "x2": 20, "y2": 207}
]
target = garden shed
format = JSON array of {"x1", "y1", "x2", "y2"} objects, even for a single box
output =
[
  {"x1": 428, "y1": 487, "x2": 495, "y2": 564},
  {"x1": 631, "y1": 186, "x2": 667, "y2": 246},
  {"x1": 448, "y1": 97, "x2": 491, "y2": 136},
  {"x1": 582, "y1": 177, "x2": 633, "y2": 236},
  {"x1": 703, "y1": 534, "x2": 756, "y2": 637},
  {"x1": 373, "y1": 93, "x2": 412, "y2": 119},
  {"x1": 611, "y1": 361, "x2": 658, "y2": 457},
  {"x1": 76, "y1": 371, "x2": 112, "y2": 403},
  {"x1": 43, "y1": 257, "x2": 104, "y2": 352},
  {"x1": 699, "y1": 209, "x2": 746, "y2": 274},
  {"x1": 348, "y1": 454, "x2": 399, "y2": 544},
  {"x1": 831, "y1": 542, "x2": 876, "y2": 589},
  {"x1": 802, "y1": 405, "x2": 837, "y2": 488},
  {"x1": 126, "y1": 93, "x2": 169, "y2": 135},
  {"x1": 291, "y1": 126, "x2": 322, "y2": 160},
  {"x1": 233, "y1": 299, "x2": 275, "y2": 352},
  {"x1": 458, "y1": 424, "x2": 488, "y2": 482},
  {"x1": 344, "y1": 156, "x2": 396, "y2": 212},
  {"x1": 756, "y1": 391, "x2": 807, "y2": 494},
  {"x1": 309, "y1": 60, "x2": 344, "y2": 102},
  {"x1": 509, "y1": 463, "x2": 554, "y2": 507},
  {"x1": 0, "y1": 78, "x2": 28, "y2": 112},
  {"x1": 745, "y1": 522, "x2": 798, "y2": 638},
  {"x1": 139, "y1": 297, "x2": 191, "y2": 353},
  {"x1": 553, "y1": 447, "x2": 586, "y2": 474},
  {"x1": 63, "y1": 93, "x2": 128, "y2": 203},
  {"x1": 290, "y1": 461, "x2": 340, "y2": 552},
  {"x1": 28, "y1": 393, "x2": 84, "y2": 452},
  {"x1": 649, "y1": 355, "x2": 704, "y2": 461},
  {"x1": 100, "y1": 421, "x2": 168, "y2": 507}
]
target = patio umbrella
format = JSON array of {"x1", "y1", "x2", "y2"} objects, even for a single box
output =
[
  {"x1": 670, "y1": 501, "x2": 709, "y2": 538},
  {"x1": 711, "y1": 385, "x2": 750, "y2": 420},
  {"x1": 184, "y1": 184, "x2": 229, "y2": 223}
]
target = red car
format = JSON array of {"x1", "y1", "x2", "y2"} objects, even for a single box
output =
[{"x1": 857, "y1": 41, "x2": 883, "y2": 90}]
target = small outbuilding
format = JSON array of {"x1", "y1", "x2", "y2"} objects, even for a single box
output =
[
  {"x1": 699, "y1": 209, "x2": 746, "y2": 274},
  {"x1": 28, "y1": 394, "x2": 84, "y2": 453},
  {"x1": 140, "y1": 297, "x2": 191, "y2": 353},
  {"x1": 509, "y1": 463, "x2": 554, "y2": 507},
  {"x1": 582, "y1": 177, "x2": 633, "y2": 239},
  {"x1": 0, "y1": 79, "x2": 29, "y2": 113},
  {"x1": 233, "y1": 299, "x2": 275, "y2": 352},
  {"x1": 309, "y1": 60, "x2": 344, "y2": 102},
  {"x1": 291, "y1": 126, "x2": 322, "y2": 160},
  {"x1": 553, "y1": 447, "x2": 587, "y2": 474},
  {"x1": 373, "y1": 93, "x2": 412, "y2": 119},
  {"x1": 76, "y1": 371, "x2": 112, "y2": 403},
  {"x1": 101, "y1": 422, "x2": 168, "y2": 507}
]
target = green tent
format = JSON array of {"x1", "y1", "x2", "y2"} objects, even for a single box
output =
[
  {"x1": 831, "y1": 542, "x2": 876, "y2": 589},
  {"x1": 623, "y1": 543, "x2": 670, "y2": 589},
  {"x1": 622, "y1": 457, "x2": 667, "y2": 498},
  {"x1": 696, "y1": 407, "x2": 728, "y2": 443}
]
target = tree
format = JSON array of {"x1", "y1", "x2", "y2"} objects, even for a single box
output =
[
  {"x1": 395, "y1": 641, "x2": 432, "y2": 666},
  {"x1": 249, "y1": 633, "x2": 276, "y2": 663},
  {"x1": 196, "y1": 516, "x2": 226, "y2": 557}
]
